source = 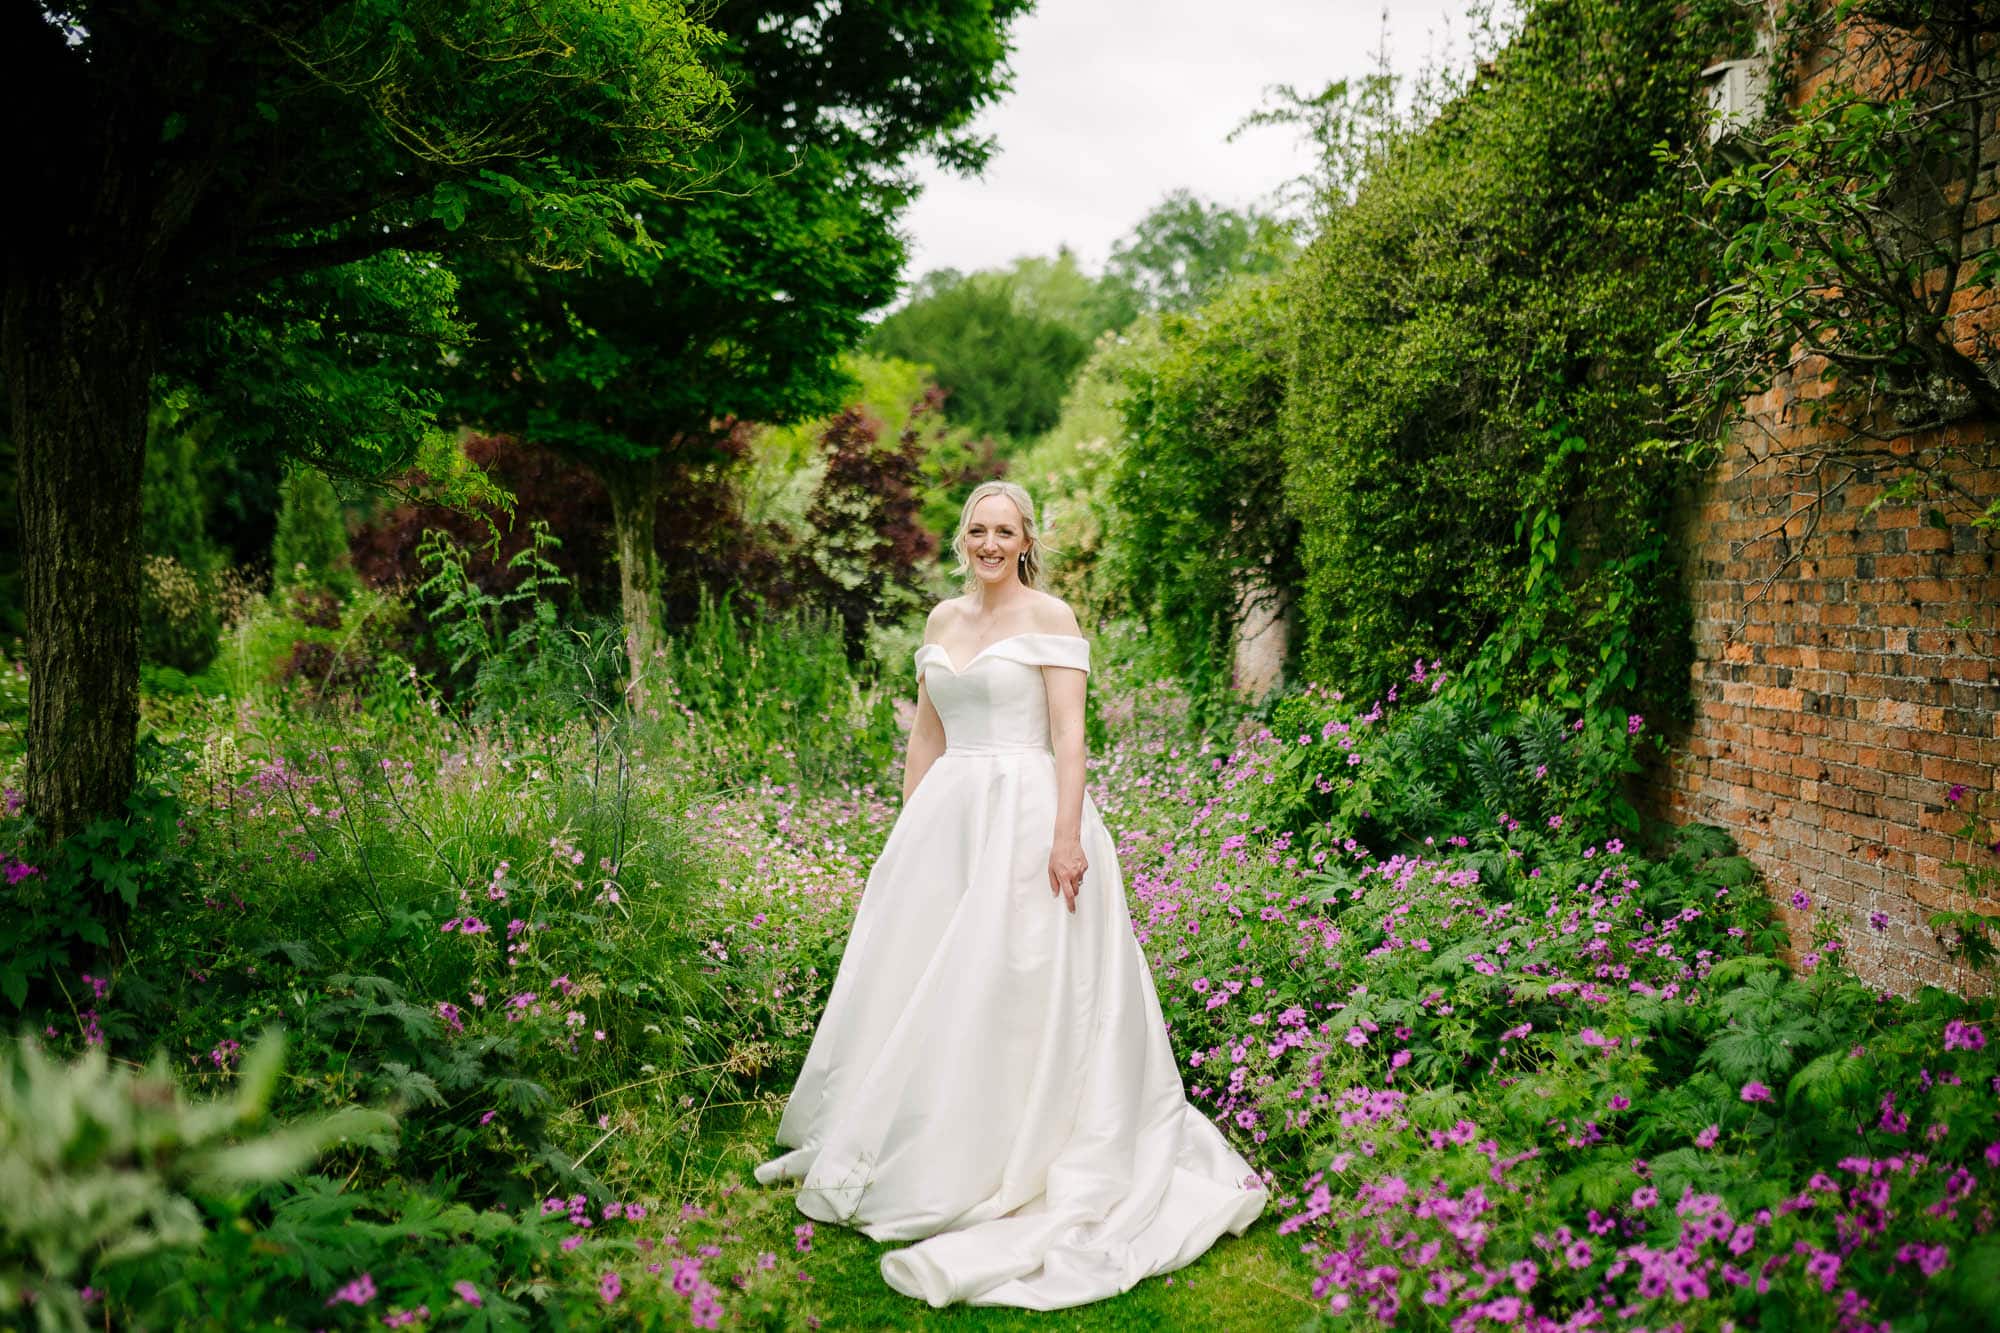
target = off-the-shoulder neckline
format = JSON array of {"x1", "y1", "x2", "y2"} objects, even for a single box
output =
[{"x1": 915, "y1": 631, "x2": 1087, "y2": 675}]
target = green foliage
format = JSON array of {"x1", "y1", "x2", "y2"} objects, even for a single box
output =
[
  {"x1": 0, "y1": 1027, "x2": 395, "y2": 1330},
  {"x1": 271, "y1": 465, "x2": 353, "y2": 594},
  {"x1": 170, "y1": 253, "x2": 473, "y2": 509},
  {"x1": 1253, "y1": 674, "x2": 1658, "y2": 866},
  {"x1": 61, "y1": 681, "x2": 753, "y2": 1230},
  {"x1": 868, "y1": 194, "x2": 1289, "y2": 447},
  {"x1": 141, "y1": 401, "x2": 224, "y2": 580},
  {"x1": 1102, "y1": 189, "x2": 1294, "y2": 315},
  {"x1": 139, "y1": 401, "x2": 228, "y2": 673},
  {"x1": 24, "y1": 0, "x2": 733, "y2": 281},
  {"x1": 1281, "y1": 0, "x2": 1746, "y2": 710},
  {"x1": 444, "y1": 2, "x2": 1031, "y2": 611},
  {"x1": 1108, "y1": 275, "x2": 1302, "y2": 719},
  {"x1": 1005, "y1": 246, "x2": 1145, "y2": 339},
  {"x1": 661, "y1": 587, "x2": 902, "y2": 792},
  {"x1": 194, "y1": 582, "x2": 411, "y2": 717},
  {"x1": 412, "y1": 522, "x2": 615, "y2": 728},
  {"x1": 744, "y1": 352, "x2": 1001, "y2": 554},
  {"x1": 1662, "y1": 0, "x2": 2000, "y2": 570},
  {"x1": 1007, "y1": 320, "x2": 1167, "y2": 620},
  {"x1": 1927, "y1": 787, "x2": 2000, "y2": 971},
  {"x1": 0, "y1": 754, "x2": 190, "y2": 1013},
  {"x1": 867, "y1": 268, "x2": 1096, "y2": 442}
]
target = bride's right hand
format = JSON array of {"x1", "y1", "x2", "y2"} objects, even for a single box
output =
[{"x1": 1048, "y1": 838, "x2": 1086, "y2": 914}]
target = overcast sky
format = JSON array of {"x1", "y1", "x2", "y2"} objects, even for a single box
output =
[{"x1": 896, "y1": 0, "x2": 1482, "y2": 283}]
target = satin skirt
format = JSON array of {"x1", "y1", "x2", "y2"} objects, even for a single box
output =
[{"x1": 752, "y1": 744, "x2": 1267, "y2": 1309}]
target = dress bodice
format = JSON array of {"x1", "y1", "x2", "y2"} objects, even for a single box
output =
[{"x1": 913, "y1": 632, "x2": 1090, "y2": 755}]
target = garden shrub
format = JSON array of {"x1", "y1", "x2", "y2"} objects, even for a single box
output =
[
  {"x1": 16, "y1": 603, "x2": 2000, "y2": 1328},
  {"x1": 1279, "y1": 0, "x2": 1752, "y2": 714},
  {"x1": 272, "y1": 465, "x2": 357, "y2": 596},
  {"x1": 1108, "y1": 274, "x2": 1302, "y2": 722},
  {"x1": 656, "y1": 584, "x2": 902, "y2": 793}
]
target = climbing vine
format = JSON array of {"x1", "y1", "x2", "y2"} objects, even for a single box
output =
[{"x1": 1663, "y1": 0, "x2": 2000, "y2": 616}]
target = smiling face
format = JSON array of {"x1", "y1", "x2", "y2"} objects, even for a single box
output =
[{"x1": 962, "y1": 492, "x2": 1030, "y2": 589}]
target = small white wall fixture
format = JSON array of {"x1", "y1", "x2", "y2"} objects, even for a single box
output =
[{"x1": 1700, "y1": 51, "x2": 1770, "y2": 146}]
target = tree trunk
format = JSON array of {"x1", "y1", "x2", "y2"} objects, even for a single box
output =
[
  {"x1": 1, "y1": 262, "x2": 154, "y2": 903},
  {"x1": 596, "y1": 454, "x2": 664, "y2": 713}
]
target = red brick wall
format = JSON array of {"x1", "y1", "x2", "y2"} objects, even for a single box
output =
[
  {"x1": 1650, "y1": 436, "x2": 2000, "y2": 995},
  {"x1": 1647, "y1": 8, "x2": 2000, "y2": 996}
]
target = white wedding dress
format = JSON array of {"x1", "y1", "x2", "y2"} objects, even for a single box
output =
[{"x1": 752, "y1": 631, "x2": 1267, "y2": 1310}]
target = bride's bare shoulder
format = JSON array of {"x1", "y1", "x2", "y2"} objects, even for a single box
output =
[
  {"x1": 1032, "y1": 591, "x2": 1083, "y2": 638},
  {"x1": 922, "y1": 598, "x2": 965, "y2": 644}
]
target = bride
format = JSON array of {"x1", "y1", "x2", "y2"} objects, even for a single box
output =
[{"x1": 752, "y1": 480, "x2": 1267, "y2": 1310}]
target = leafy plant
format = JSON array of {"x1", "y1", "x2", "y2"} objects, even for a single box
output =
[
  {"x1": 413, "y1": 521, "x2": 615, "y2": 726},
  {"x1": 0, "y1": 1027, "x2": 394, "y2": 1332},
  {"x1": 0, "y1": 749, "x2": 189, "y2": 1012}
]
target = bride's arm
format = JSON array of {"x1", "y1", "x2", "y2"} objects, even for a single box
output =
[
  {"x1": 1046, "y1": 665, "x2": 1088, "y2": 847},
  {"x1": 1045, "y1": 664, "x2": 1088, "y2": 911},
  {"x1": 903, "y1": 678, "x2": 947, "y2": 804}
]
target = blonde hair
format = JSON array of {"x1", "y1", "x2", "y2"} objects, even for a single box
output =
[{"x1": 950, "y1": 481, "x2": 1059, "y2": 590}]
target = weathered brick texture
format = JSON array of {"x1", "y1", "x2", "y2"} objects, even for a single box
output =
[{"x1": 1651, "y1": 436, "x2": 2000, "y2": 995}]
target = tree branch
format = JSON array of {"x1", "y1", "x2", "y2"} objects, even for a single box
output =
[{"x1": 215, "y1": 220, "x2": 454, "y2": 297}]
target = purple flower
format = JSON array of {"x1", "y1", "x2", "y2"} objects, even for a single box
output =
[
  {"x1": 1627, "y1": 714, "x2": 1645, "y2": 735},
  {"x1": 1789, "y1": 890, "x2": 1810, "y2": 910},
  {"x1": 599, "y1": 1272, "x2": 622, "y2": 1304},
  {"x1": 325, "y1": 1273, "x2": 377, "y2": 1307},
  {"x1": 1948, "y1": 783, "x2": 1969, "y2": 803},
  {"x1": 1945, "y1": 1019, "x2": 1986, "y2": 1052},
  {"x1": 453, "y1": 1281, "x2": 482, "y2": 1307},
  {"x1": 1695, "y1": 1124, "x2": 1719, "y2": 1149},
  {"x1": 1898, "y1": 1241, "x2": 1951, "y2": 1277},
  {"x1": 1740, "y1": 1081, "x2": 1774, "y2": 1104},
  {"x1": 1632, "y1": 1185, "x2": 1659, "y2": 1209},
  {"x1": 1869, "y1": 911, "x2": 1889, "y2": 931}
]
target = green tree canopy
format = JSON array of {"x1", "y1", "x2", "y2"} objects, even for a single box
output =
[
  {"x1": 1108, "y1": 276, "x2": 1300, "y2": 710},
  {"x1": 866, "y1": 270, "x2": 1094, "y2": 443},
  {"x1": 4, "y1": 0, "x2": 728, "y2": 851},
  {"x1": 446, "y1": 1, "x2": 1034, "y2": 698},
  {"x1": 1103, "y1": 189, "x2": 1294, "y2": 315}
]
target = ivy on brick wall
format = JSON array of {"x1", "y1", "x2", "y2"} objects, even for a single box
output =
[
  {"x1": 1280, "y1": 0, "x2": 1753, "y2": 717},
  {"x1": 1663, "y1": 0, "x2": 2000, "y2": 614}
]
